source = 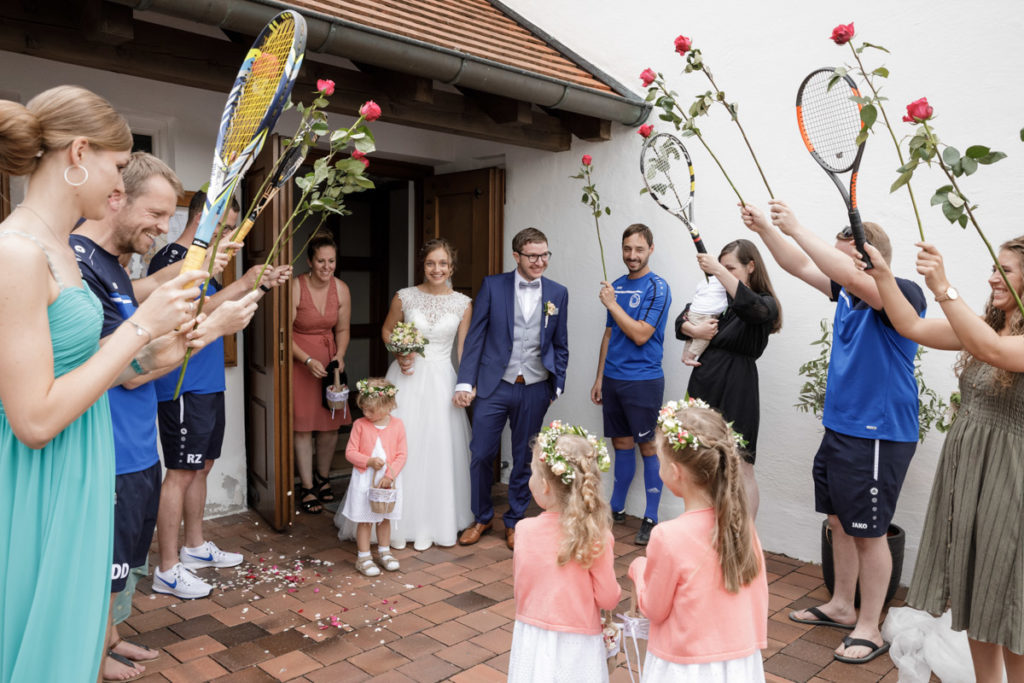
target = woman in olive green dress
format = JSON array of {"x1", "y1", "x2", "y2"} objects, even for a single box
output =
[{"x1": 863, "y1": 238, "x2": 1024, "y2": 683}]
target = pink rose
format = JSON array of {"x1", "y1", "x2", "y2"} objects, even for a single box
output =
[
  {"x1": 902, "y1": 97, "x2": 933, "y2": 123},
  {"x1": 359, "y1": 100, "x2": 381, "y2": 121},
  {"x1": 638, "y1": 124, "x2": 654, "y2": 139},
  {"x1": 674, "y1": 35, "x2": 692, "y2": 56},
  {"x1": 830, "y1": 22, "x2": 855, "y2": 45},
  {"x1": 316, "y1": 78, "x2": 335, "y2": 96},
  {"x1": 581, "y1": 154, "x2": 592, "y2": 166},
  {"x1": 639, "y1": 68, "x2": 657, "y2": 88},
  {"x1": 352, "y1": 149, "x2": 369, "y2": 168}
]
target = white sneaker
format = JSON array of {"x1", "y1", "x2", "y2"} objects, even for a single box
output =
[
  {"x1": 179, "y1": 541, "x2": 243, "y2": 569},
  {"x1": 152, "y1": 563, "x2": 212, "y2": 599}
]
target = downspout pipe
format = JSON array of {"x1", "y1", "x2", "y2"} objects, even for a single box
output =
[{"x1": 114, "y1": 0, "x2": 651, "y2": 126}]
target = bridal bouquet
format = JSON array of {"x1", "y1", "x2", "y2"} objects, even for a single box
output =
[{"x1": 385, "y1": 321, "x2": 429, "y2": 357}]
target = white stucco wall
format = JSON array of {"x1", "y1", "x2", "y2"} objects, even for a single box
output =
[
  {"x1": 498, "y1": 0, "x2": 1024, "y2": 582},
  {"x1": 4, "y1": 0, "x2": 1023, "y2": 582}
]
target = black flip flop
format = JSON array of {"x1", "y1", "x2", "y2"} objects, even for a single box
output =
[
  {"x1": 788, "y1": 605, "x2": 855, "y2": 630},
  {"x1": 834, "y1": 636, "x2": 891, "y2": 664},
  {"x1": 103, "y1": 652, "x2": 143, "y2": 682}
]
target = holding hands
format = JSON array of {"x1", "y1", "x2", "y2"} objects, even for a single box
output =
[{"x1": 453, "y1": 389, "x2": 475, "y2": 408}]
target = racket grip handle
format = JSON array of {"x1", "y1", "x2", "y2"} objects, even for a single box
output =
[
  {"x1": 692, "y1": 234, "x2": 707, "y2": 254},
  {"x1": 179, "y1": 244, "x2": 209, "y2": 284},
  {"x1": 230, "y1": 218, "x2": 256, "y2": 249},
  {"x1": 849, "y1": 212, "x2": 873, "y2": 270}
]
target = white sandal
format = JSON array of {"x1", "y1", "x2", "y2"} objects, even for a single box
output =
[
  {"x1": 378, "y1": 552, "x2": 400, "y2": 572},
  {"x1": 355, "y1": 557, "x2": 381, "y2": 577}
]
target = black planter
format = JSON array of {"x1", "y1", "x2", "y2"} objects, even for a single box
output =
[{"x1": 820, "y1": 519, "x2": 905, "y2": 607}]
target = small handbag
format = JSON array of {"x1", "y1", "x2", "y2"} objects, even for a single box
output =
[{"x1": 367, "y1": 468, "x2": 397, "y2": 514}]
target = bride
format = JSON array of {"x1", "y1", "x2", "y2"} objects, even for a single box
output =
[{"x1": 337, "y1": 238, "x2": 473, "y2": 550}]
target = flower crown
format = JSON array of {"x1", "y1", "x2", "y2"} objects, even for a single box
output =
[
  {"x1": 656, "y1": 397, "x2": 748, "y2": 451},
  {"x1": 356, "y1": 379, "x2": 397, "y2": 399},
  {"x1": 536, "y1": 420, "x2": 611, "y2": 485}
]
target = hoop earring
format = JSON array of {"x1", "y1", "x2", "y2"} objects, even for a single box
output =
[{"x1": 64, "y1": 165, "x2": 89, "y2": 187}]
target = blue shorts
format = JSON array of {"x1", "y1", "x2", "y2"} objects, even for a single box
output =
[
  {"x1": 812, "y1": 428, "x2": 916, "y2": 538},
  {"x1": 112, "y1": 462, "x2": 161, "y2": 592},
  {"x1": 601, "y1": 376, "x2": 665, "y2": 444},
  {"x1": 158, "y1": 392, "x2": 225, "y2": 470}
]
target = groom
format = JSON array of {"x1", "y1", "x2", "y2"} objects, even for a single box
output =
[{"x1": 454, "y1": 227, "x2": 569, "y2": 550}]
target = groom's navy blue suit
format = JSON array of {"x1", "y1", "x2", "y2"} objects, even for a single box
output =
[{"x1": 457, "y1": 271, "x2": 569, "y2": 529}]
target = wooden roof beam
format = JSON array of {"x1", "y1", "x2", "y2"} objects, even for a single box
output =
[
  {"x1": 0, "y1": 16, "x2": 572, "y2": 152},
  {"x1": 544, "y1": 108, "x2": 612, "y2": 142},
  {"x1": 351, "y1": 62, "x2": 434, "y2": 104},
  {"x1": 456, "y1": 87, "x2": 533, "y2": 125}
]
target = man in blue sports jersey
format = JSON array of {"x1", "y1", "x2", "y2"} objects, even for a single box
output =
[
  {"x1": 73, "y1": 152, "x2": 258, "y2": 681},
  {"x1": 742, "y1": 200, "x2": 924, "y2": 665},
  {"x1": 148, "y1": 191, "x2": 290, "y2": 600},
  {"x1": 590, "y1": 224, "x2": 671, "y2": 546}
]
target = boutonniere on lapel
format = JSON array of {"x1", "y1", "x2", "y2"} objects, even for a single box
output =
[{"x1": 544, "y1": 300, "x2": 558, "y2": 329}]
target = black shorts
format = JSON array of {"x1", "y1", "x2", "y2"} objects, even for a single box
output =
[
  {"x1": 812, "y1": 428, "x2": 916, "y2": 538},
  {"x1": 158, "y1": 392, "x2": 226, "y2": 471},
  {"x1": 112, "y1": 462, "x2": 162, "y2": 593},
  {"x1": 601, "y1": 376, "x2": 665, "y2": 444}
]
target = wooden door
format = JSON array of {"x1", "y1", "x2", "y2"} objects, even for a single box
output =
[
  {"x1": 424, "y1": 167, "x2": 505, "y2": 297},
  {"x1": 243, "y1": 136, "x2": 293, "y2": 531}
]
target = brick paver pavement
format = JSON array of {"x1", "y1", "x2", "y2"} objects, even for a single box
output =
[{"x1": 122, "y1": 489, "x2": 915, "y2": 682}]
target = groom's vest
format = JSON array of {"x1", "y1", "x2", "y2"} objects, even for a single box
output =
[{"x1": 501, "y1": 291, "x2": 548, "y2": 385}]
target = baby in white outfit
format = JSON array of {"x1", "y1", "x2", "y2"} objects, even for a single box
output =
[{"x1": 682, "y1": 278, "x2": 728, "y2": 366}]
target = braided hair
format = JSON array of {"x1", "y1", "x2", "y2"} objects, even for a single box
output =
[
  {"x1": 532, "y1": 433, "x2": 611, "y2": 568},
  {"x1": 658, "y1": 405, "x2": 760, "y2": 593}
]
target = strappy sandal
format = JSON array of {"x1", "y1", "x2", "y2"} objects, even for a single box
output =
[
  {"x1": 298, "y1": 487, "x2": 322, "y2": 514},
  {"x1": 103, "y1": 652, "x2": 144, "y2": 682},
  {"x1": 109, "y1": 638, "x2": 159, "y2": 662},
  {"x1": 313, "y1": 471, "x2": 335, "y2": 502},
  {"x1": 378, "y1": 552, "x2": 400, "y2": 572},
  {"x1": 355, "y1": 557, "x2": 381, "y2": 577}
]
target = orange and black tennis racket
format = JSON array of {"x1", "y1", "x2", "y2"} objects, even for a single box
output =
[{"x1": 796, "y1": 67, "x2": 872, "y2": 268}]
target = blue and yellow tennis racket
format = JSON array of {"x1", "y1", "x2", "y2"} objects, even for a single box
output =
[{"x1": 179, "y1": 10, "x2": 307, "y2": 276}]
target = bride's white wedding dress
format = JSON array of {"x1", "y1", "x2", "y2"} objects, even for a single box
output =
[{"x1": 336, "y1": 286, "x2": 474, "y2": 550}]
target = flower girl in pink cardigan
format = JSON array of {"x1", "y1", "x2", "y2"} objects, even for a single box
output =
[
  {"x1": 339, "y1": 378, "x2": 406, "y2": 577},
  {"x1": 629, "y1": 399, "x2": 768, "y2": 681},
  {"x1": 508, "y1": 421, "x2": 620, "y2": 682}
]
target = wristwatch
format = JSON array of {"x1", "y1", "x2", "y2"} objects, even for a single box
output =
[{"x1": 934, "y1": 286, "x2": 959, "y2": 303}]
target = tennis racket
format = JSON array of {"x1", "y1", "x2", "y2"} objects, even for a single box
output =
[
  {"x1": 179, "y1": 10, "x2": 307, "y2": 276},
  {"x1": 796, "y1": 67, "x2": 872, "y2": 269},
  {"x1": 229, "y1": 120, "x2": 317, "y2": 247},
  {"x1": 640, "y1": 133, "x2": 705, "y2": 254}
]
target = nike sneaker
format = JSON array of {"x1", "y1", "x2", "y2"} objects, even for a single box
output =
[
  {"x1": 152, "y1": 562, "x2": 212, "y2": 599},
  {"x1": 180, "y1": 541, "x2": 243, "y2": 570}
]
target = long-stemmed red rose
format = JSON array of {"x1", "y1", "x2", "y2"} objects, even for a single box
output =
[
  {"x1": 829, "y1": 23, "x2": 926, "y2": 240},
  {"x1": 641, "y1": 72, "x2": 746, "y2": 205},
  {"x1": 674, "y1": 36, "x2": 774, "y2": 198},
  {"x1": 570, "y1": 154, "x2": 610, "y2": 281},
  {"x1": 899, "y1": 101, "x2": 1023, "y2": 318}
]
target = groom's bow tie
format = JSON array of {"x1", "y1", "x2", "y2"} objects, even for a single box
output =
[{"x1": 518, "y1": 281, "x2": 540, "y2": 289}]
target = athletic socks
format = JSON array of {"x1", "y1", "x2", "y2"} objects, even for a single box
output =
[
  {"x1": 642, "y1": 454, "x2": 662, "y2": 522},
  {"x1": 610, "y1": 448, "x2": 636, "y2": 513}
]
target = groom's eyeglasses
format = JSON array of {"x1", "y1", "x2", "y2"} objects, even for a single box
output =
[{"x1": 518, "y1": 251, "x2": 552, "y2": 264}]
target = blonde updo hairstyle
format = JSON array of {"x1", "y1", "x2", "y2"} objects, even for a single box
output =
[
  {"x1": 0, "y1": 85, "x2": 132, "y2": 177},
  {"x1": 531, "y1": 433, "x2": 611, "y2": 568},
  {"x1": 355, "y1": 377, "x2": 397, "y2": 415},
  {"x1": 656, "y1": 405, "x2": 760, "y2": 593}
]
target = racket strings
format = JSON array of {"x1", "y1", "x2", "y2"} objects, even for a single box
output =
[
  {"x1": 641, "y1": 139, "x2": 693, "y2": 213},
  {"x1": 798, "y1": 74, "x2": 861, "y2": 173},
  {"x1": 223, "y1": 18, "x2": 296, "y2": 156}
]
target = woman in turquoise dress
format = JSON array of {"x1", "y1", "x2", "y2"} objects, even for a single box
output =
[
  {"x1": 864, "y1": 239, "x2": 1024, "y2": 682},
  {"x1": 0, "y1": 87, "x2": 205, "y2": 681}
]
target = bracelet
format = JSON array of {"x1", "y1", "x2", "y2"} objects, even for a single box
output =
[
  {"x1": 304, "y1": 357, "x2": 313, "y2": 366},
  {"x1": 259, "y1": 283, "x2": 271, "y2": 293},
  {"x1": 125, "y1": 318, "x2": 152, "y2": 344},
  {"x1": 130, "y1": 358, "x2": 145, "y2": 375}
]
